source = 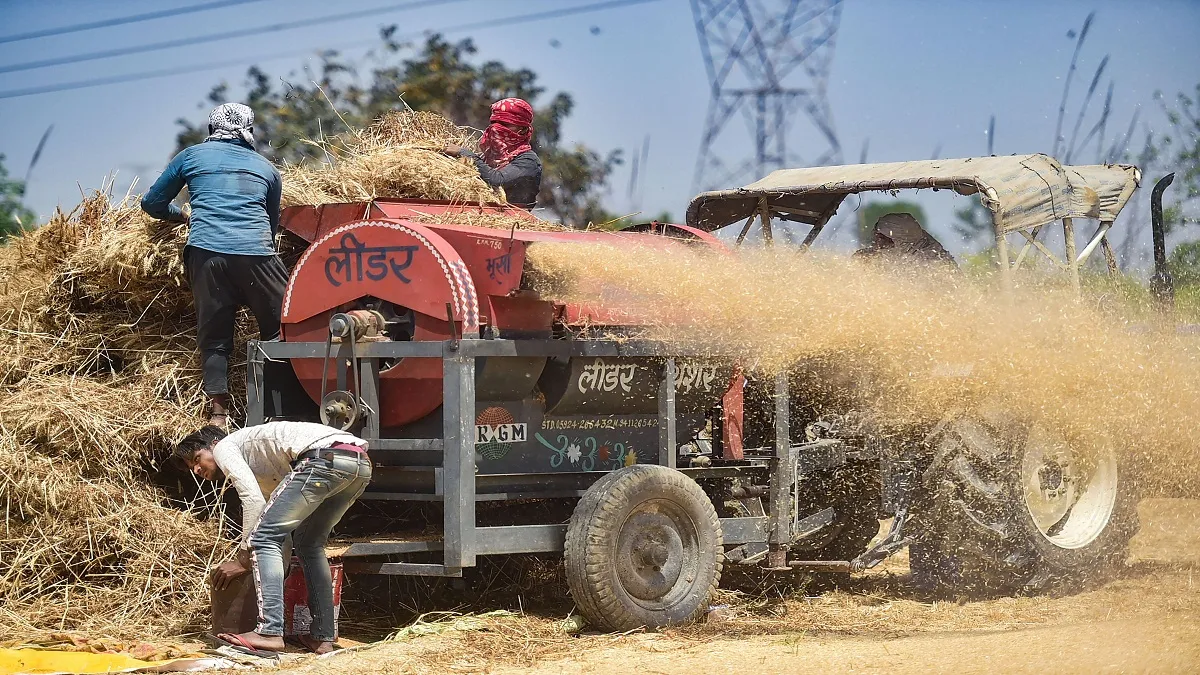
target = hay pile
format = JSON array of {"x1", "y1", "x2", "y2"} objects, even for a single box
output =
[
  {"x1": 404, "y1": 208, "x2": 567, "y2": 233},
  {"x1": 0, "y1": 189, "x2": 232, "y2": 641},
  {"x1": 280, "y1": 111, "x2": 501, "y2": 207}
]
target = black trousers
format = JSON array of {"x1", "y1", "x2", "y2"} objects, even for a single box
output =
[{"x1": 184, "y1": 246, "x2": 288, "y2": 396}]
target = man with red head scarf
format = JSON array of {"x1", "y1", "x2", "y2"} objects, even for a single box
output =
[{"x1": 444, "y1": 98, "x2": 542, "y2": 209}]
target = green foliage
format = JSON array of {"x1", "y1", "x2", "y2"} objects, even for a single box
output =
[
  {"x1": 0, "y1": 154, "x2": 34, "y2": 242},
  {"x1": 1082, "y1": 240, "x2": 1200, "y2": 324},
  {"x1": 1175, "y1": 283, "x2": 1200, "y2": 323},
  {"x1": 855, "y1": 200, "x2": 928, "y2": 246},
  {"x1": 951, "y1": 196, "x2": 993, "y2": 249},
  {"x1": 1169, "y1": 239, "x2": 1200, "y2": 284},
  {"x1": 176, "y1": 32, "x2": 621, "y2": 227},
  {"x1": 602, "y1": 211, "x2": 677, "y2": 233},
  {"x1": 1150, "y1": 84, "x2": 1200, "y2": 234},
  {"x1": 959, "y1": 248, "x2": 999, "y2": 276}
]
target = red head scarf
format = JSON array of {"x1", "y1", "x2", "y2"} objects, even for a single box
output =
[{"x1": 479, "y1": 98, "x2": 534, "y2": 168}]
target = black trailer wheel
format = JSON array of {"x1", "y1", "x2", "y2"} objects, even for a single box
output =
[
  {"x1": 911, "y1": 416, "x2": 1138, "y2": 595},
  {"x1": 564, "y1": 465, "x2": 723, "y2": 631}
]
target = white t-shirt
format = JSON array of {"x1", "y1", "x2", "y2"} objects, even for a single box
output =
[{"x1": 212, "y1": 421, "x2": 367, "y2": 548}]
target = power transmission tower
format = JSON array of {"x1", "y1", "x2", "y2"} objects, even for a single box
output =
[{"x1": 691, "y1": 0, "x2": 843, "y2": 191}]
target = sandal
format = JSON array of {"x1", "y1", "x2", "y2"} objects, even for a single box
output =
[{"x1": 211, "y1": 632, "x2": 280, "y2": 658}]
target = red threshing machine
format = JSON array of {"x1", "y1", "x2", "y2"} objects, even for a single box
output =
[{"x1": 248, "y1": 198, "x2": 800, "y2": 630}]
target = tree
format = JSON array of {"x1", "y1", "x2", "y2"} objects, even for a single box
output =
[
  {"x1": 1151, "y1": 84, "x2": 1200, "y2": 234},
  {"x1": 1170, "y1": 240, "x2": 1200, "y2": 284},
  {"x1": 0, "y1": 154, "x2": 34, "y2": 242},
  {"x1": 176, "y1": 32, "x2": 620, "y2": 228},
  {"x1": 951, "y1": 196, "x2": 994, "y2": 251},
  {"x1": 1112, "y1": 82, "x2": 1200, "y2": 266},
  {"x1": 855, "y1": 200, "x2": 928, "y2": 247}
]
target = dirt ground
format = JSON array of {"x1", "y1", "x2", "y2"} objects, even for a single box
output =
[{"x1": 277, "y1": 498, "x2": 1200, "y2": 674}]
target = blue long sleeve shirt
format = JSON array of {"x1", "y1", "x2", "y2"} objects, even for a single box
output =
[{"x1": 141, "y1": 138, "x2": 282, "y2": 256}]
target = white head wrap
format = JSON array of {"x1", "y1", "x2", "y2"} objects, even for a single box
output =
[{"x1": 207, "y1": 102, "x2": 255, "y2": 145}]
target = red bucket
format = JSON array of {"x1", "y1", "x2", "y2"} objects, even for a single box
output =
[{"x1": 282, "y1": 557, "x2": 344, "y2": 638}]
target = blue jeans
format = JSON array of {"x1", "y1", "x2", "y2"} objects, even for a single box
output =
[{"x1": 249, "y1": 452, "x2": 371, "y2": 641}]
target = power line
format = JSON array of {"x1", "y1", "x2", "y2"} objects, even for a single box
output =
[
  {"x1": 0, "y1": 0, "x2": 270, "y2": 45},
  {"x1": 0, "y1": 0, "x2": 661, "y2": 100},
  {"x1": 0, "y1": 55, "x2": 258, "y2": 102},
  {"x1": 0, "y1": 0, "x2": 470, "y2": 75}
]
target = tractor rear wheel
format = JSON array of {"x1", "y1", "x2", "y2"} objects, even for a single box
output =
[
  {"x1": 564, "y1": 465, "x2": 723, "y2": 631},
  {"x1": 911, "y1": 416, "x2": 1138, "y2": 595}
]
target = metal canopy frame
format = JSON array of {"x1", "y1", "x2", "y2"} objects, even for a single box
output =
[
  {"x1": 725, "y1": 188, "x2": 1121, "y2": 295},
  {"x1": 994, "y1": 216, "x2": 1120, "y2": 293},
  {"x1": 689, "y1": 156, "x2": 1140, "y2": 294},
  {"x1": 247, "y1": 337, "x2": 818, "y2": 578}
]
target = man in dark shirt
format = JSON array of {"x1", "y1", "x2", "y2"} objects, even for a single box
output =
[
  {"x1": 853, "y1": 212, "x2": 958, "y2": 269},
  {"x1": 444, "y1": 98, "x2": 542, "y2": 209},
  {"x1": 141, "y1": 103, "x2": 287, "y2": 426}
]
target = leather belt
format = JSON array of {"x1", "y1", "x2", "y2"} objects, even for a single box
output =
[{"x1": 295, "y1": 442, "x2": 368, "y2": 465}]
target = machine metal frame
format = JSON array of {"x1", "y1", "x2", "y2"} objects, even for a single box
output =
[{"x1": 247, "y1": 337, "x2": 832, "y2": 578}]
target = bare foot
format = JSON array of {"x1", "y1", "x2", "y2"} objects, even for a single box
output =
[
  {"x1": 296, "y1": 635, "x2": 338, "y2": 654},
  {"x1": 209, "y1": 394, "x2": 231, "y2": 428},
  {"x1": 218, "y1": 631, "x2": 284, "y2": 654}
]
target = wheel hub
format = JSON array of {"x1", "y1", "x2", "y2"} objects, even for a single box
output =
[
  {"x1": 617, "y1": 510, "x2": 688, "y2": 602},
  {"x1": 1027, "y1": 455, "x2": 1077, "y2": 532},
  {"x1": 1021, "y1": 427, "x2": 1118, "y2": 549}
]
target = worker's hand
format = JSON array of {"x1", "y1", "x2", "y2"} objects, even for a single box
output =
[
  {"x1": 211, "y1": 558, "x2": 251, "y2": 591},
  {"x1": 442, "y1": 144, "x2": 464, "y2": 157}
]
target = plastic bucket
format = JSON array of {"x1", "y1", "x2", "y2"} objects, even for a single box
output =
[{"x1": 282, "y1": 556, "x2": 344, "y2": 638}]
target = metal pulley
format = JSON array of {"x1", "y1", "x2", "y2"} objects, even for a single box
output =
[
  {"x1": 329, "y1": 309, "x2": 387, "y2": 342},
  {"x1": 318, "y1": 310, "x2": 382, "y2": 432},
  {"x1": 320, "y1": 390, "x2": 360, "y2": 431}
]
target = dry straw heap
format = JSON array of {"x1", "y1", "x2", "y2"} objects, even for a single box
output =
[
  {"x1": 0, "y1": 110, "x2": 535, "y2": 642},
  {"x1": 280, "y1": 111, "x2": 501, "y2": 208},
  {"x1": 0, "y1": 189, "x2": 231, "y2": 641}
]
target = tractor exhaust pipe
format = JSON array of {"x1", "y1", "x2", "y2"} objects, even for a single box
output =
[{"x1": 1150, "y1": 173, "x2": 1176, "y2": 313}]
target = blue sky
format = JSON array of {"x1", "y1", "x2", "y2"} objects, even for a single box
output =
[{"x1": 1, "y1": 0, "x2": 1197, "y2": 254}]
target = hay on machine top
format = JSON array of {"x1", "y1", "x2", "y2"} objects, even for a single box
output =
[{"x1": 685, "y1": 153, "x2": 1141, "y2": 291}]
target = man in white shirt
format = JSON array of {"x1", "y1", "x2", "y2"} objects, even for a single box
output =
[{"x1": 175, "y1": 421, "x2": 371, "y2": 655}]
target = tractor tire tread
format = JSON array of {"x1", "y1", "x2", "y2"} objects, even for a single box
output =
[{"x1": 913, "y1": 417, "x2": 1139, "y2": 596}]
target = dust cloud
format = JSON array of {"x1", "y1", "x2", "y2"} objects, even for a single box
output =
[{"x1": 525, "y1": 241, "x2": 1200, "y2": 497}]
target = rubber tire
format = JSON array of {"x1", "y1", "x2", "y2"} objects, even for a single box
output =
[
  {"x1": 911, "y1": 416, "x2": 1139, "y2": 595},
  {"x1": 564, "y1": 465, "x2": 723, "y2": 631}
]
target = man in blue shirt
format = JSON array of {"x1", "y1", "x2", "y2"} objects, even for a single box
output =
[{"x1": 142, "y1": 103, "x2": 286, "y2": 427}]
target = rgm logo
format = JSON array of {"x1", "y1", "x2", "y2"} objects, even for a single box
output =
[
  {"x1": 475, "y1": 423, "x2": 528, "y2": 444},
  {"x1": 474, "y1": 407, "x2": 526, "y2": 458}
]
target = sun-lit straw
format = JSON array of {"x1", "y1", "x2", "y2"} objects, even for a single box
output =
[{"x1": 525, "y1": 241, "x2": 1200, "y2": 498}]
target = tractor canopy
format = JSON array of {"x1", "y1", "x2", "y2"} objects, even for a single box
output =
[{"x1": 685, "y1": 154, "x2": 1140, "y2": 235}]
